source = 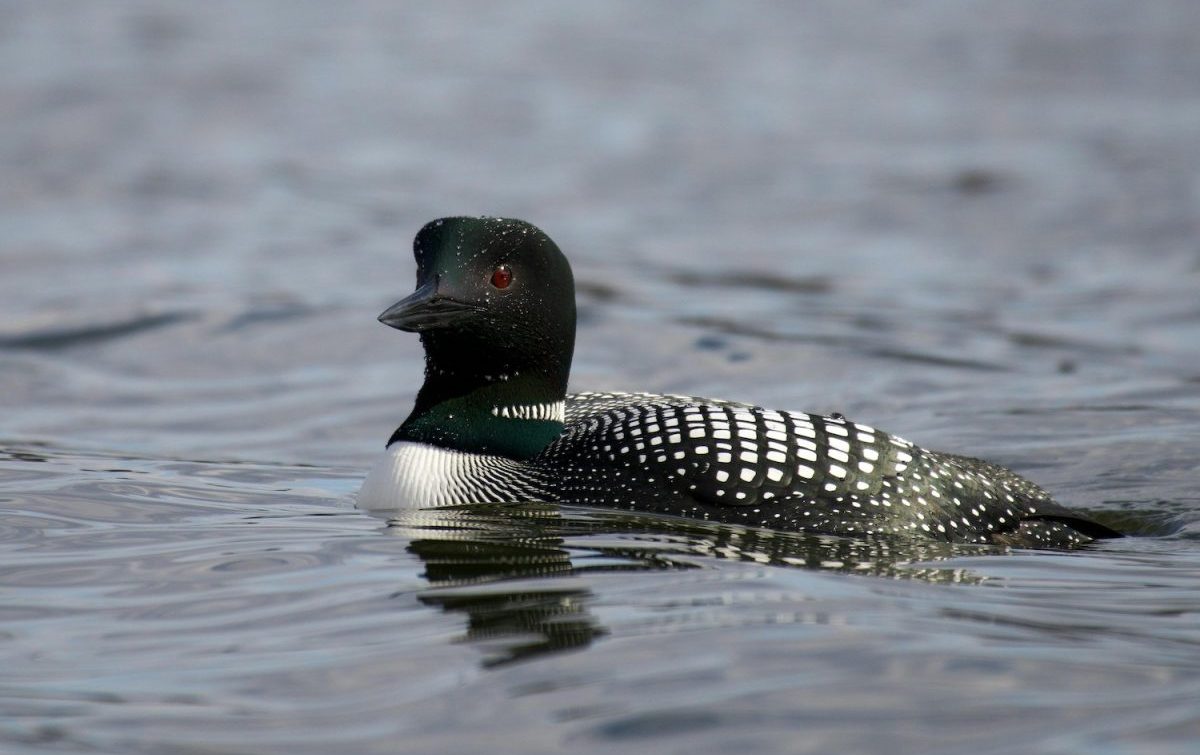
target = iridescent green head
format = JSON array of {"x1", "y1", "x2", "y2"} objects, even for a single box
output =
[{"x1": 380, "y1": 217, "x2": 577, "y2": 458}]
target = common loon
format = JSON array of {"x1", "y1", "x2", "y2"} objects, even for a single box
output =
[{"x1": 359, "y1": 217, "x2": 1121, "y2": 548}]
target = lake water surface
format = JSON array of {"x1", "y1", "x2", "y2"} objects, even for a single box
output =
[{"x1": 3, "y1": 3, "x2": 1199, "y2": 753}]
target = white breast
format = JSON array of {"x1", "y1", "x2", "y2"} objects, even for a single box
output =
[{"x1": 356, "y1": 441, "x2": 543, "y2": 512}]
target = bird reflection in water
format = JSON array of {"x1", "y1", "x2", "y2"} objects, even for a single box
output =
[{"x1": 366, "y1": 502, "x2": 986, "y2": 667}]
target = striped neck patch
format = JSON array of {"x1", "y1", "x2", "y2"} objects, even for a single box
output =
[{"x1": 491, "y1": 401, "x2": 566, "y2": 422}]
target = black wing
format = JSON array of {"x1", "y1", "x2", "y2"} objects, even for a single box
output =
[{"x1": 544, "y1": 392, "x2": 1117, "y2": 546}]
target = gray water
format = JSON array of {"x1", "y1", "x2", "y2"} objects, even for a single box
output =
[{"x1": 3, "y1": 3, "x2": 1200, "y2": 753}]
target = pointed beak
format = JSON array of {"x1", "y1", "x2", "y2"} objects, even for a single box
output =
[{"x1": 378, "y1": 279, "x2": 482, "y2": 332}]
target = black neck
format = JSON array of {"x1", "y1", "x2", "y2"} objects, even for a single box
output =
[{"x1": 389, "y1": 330, "x2": 571, "y2": 459}]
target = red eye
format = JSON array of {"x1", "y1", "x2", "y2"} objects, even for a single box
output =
[{"x1": 490, "y1": 264, "x2": 513, "y2": 289}]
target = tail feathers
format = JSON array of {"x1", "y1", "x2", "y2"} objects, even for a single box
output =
[
  {"x1": 993, "y1": 514, "x2": 1123, "y2": 548},
  {"x1": 1021, "y1": 514, "x2": 1123, "y2": 540}
]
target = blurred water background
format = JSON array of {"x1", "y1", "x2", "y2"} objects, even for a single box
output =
[{"x1": 2, "y1": 2, "x2": 1199, "y2": 753}]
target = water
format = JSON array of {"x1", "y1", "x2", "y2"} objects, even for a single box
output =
[{"x1": 3, "y1": 2, "x2": 1199, "y2": 753}]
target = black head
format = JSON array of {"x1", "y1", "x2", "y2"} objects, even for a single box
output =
[{"x1": 380, "y1": 217, "x2": 577, "y2": 457}]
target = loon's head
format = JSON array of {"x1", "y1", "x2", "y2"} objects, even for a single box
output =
[{"x1": 380, "y1": 217, "x2": 576, "y2": 458}]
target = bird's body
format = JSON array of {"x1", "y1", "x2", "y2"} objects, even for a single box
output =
[{"x1": 360, "y1": 217, "x2": 1120, "y2": 548}]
